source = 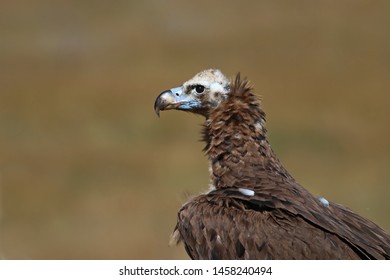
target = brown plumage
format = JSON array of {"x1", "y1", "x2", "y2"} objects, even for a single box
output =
[{"x1": 154, "y1": 69, "x2": 390, "y2": 259}]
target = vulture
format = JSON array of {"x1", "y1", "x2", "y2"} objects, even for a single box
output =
[{"x1": 154, "y1": 69, "x2": 390, "y2": 259}]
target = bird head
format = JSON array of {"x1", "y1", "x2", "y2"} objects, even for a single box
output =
[{"x1": 154, "y1": 69, "x2": 230, "y2": 117}]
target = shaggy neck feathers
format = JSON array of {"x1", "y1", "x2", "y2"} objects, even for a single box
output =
[{"x1": 203, "y1": 74, "x2": 291, "y2": 190}]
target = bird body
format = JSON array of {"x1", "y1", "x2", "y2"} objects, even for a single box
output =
[{"x1": 154, "y1": 69, "x2": 390, "y2": 259}]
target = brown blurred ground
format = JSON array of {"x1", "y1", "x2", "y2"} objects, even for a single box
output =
[{"x1": 0, "y1": 0, "x2": 389, "y2": 259}]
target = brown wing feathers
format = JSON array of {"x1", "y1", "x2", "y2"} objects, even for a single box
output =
[{"x1": 157, "y1": 70, "x2": 390, "y2": 259}]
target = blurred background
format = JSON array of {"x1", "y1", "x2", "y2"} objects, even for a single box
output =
[{"x1": 0, "y1": 0, "x2": 389, "y2": 259}]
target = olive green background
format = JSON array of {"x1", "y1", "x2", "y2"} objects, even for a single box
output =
[{"x1": 1, "y1": 0, "x2": 389, "y2": 259}]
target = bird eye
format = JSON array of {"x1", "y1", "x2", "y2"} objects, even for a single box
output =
[{"x1": 195, "y1": 85, "x2": 205, "y2": 94}]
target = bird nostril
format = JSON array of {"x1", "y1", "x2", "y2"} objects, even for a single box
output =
[{"x1": 176, "y1": 93, "x2": 179, "y2": 96}]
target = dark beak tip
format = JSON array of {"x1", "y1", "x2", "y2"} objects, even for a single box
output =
[
  {"x1": 154, "y1": 99, "x2": 161, "y2": 117},
  {"x1": 154, "y1": 90, "x2": 171, "y2": 118}
]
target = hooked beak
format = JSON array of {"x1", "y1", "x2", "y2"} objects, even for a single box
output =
[
  {"x1": 154, "y1": 86, "x2": 201, "y2": 117},
  {"x1": 154, "y1": 87, "x2": 183, "y2": 117}
]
